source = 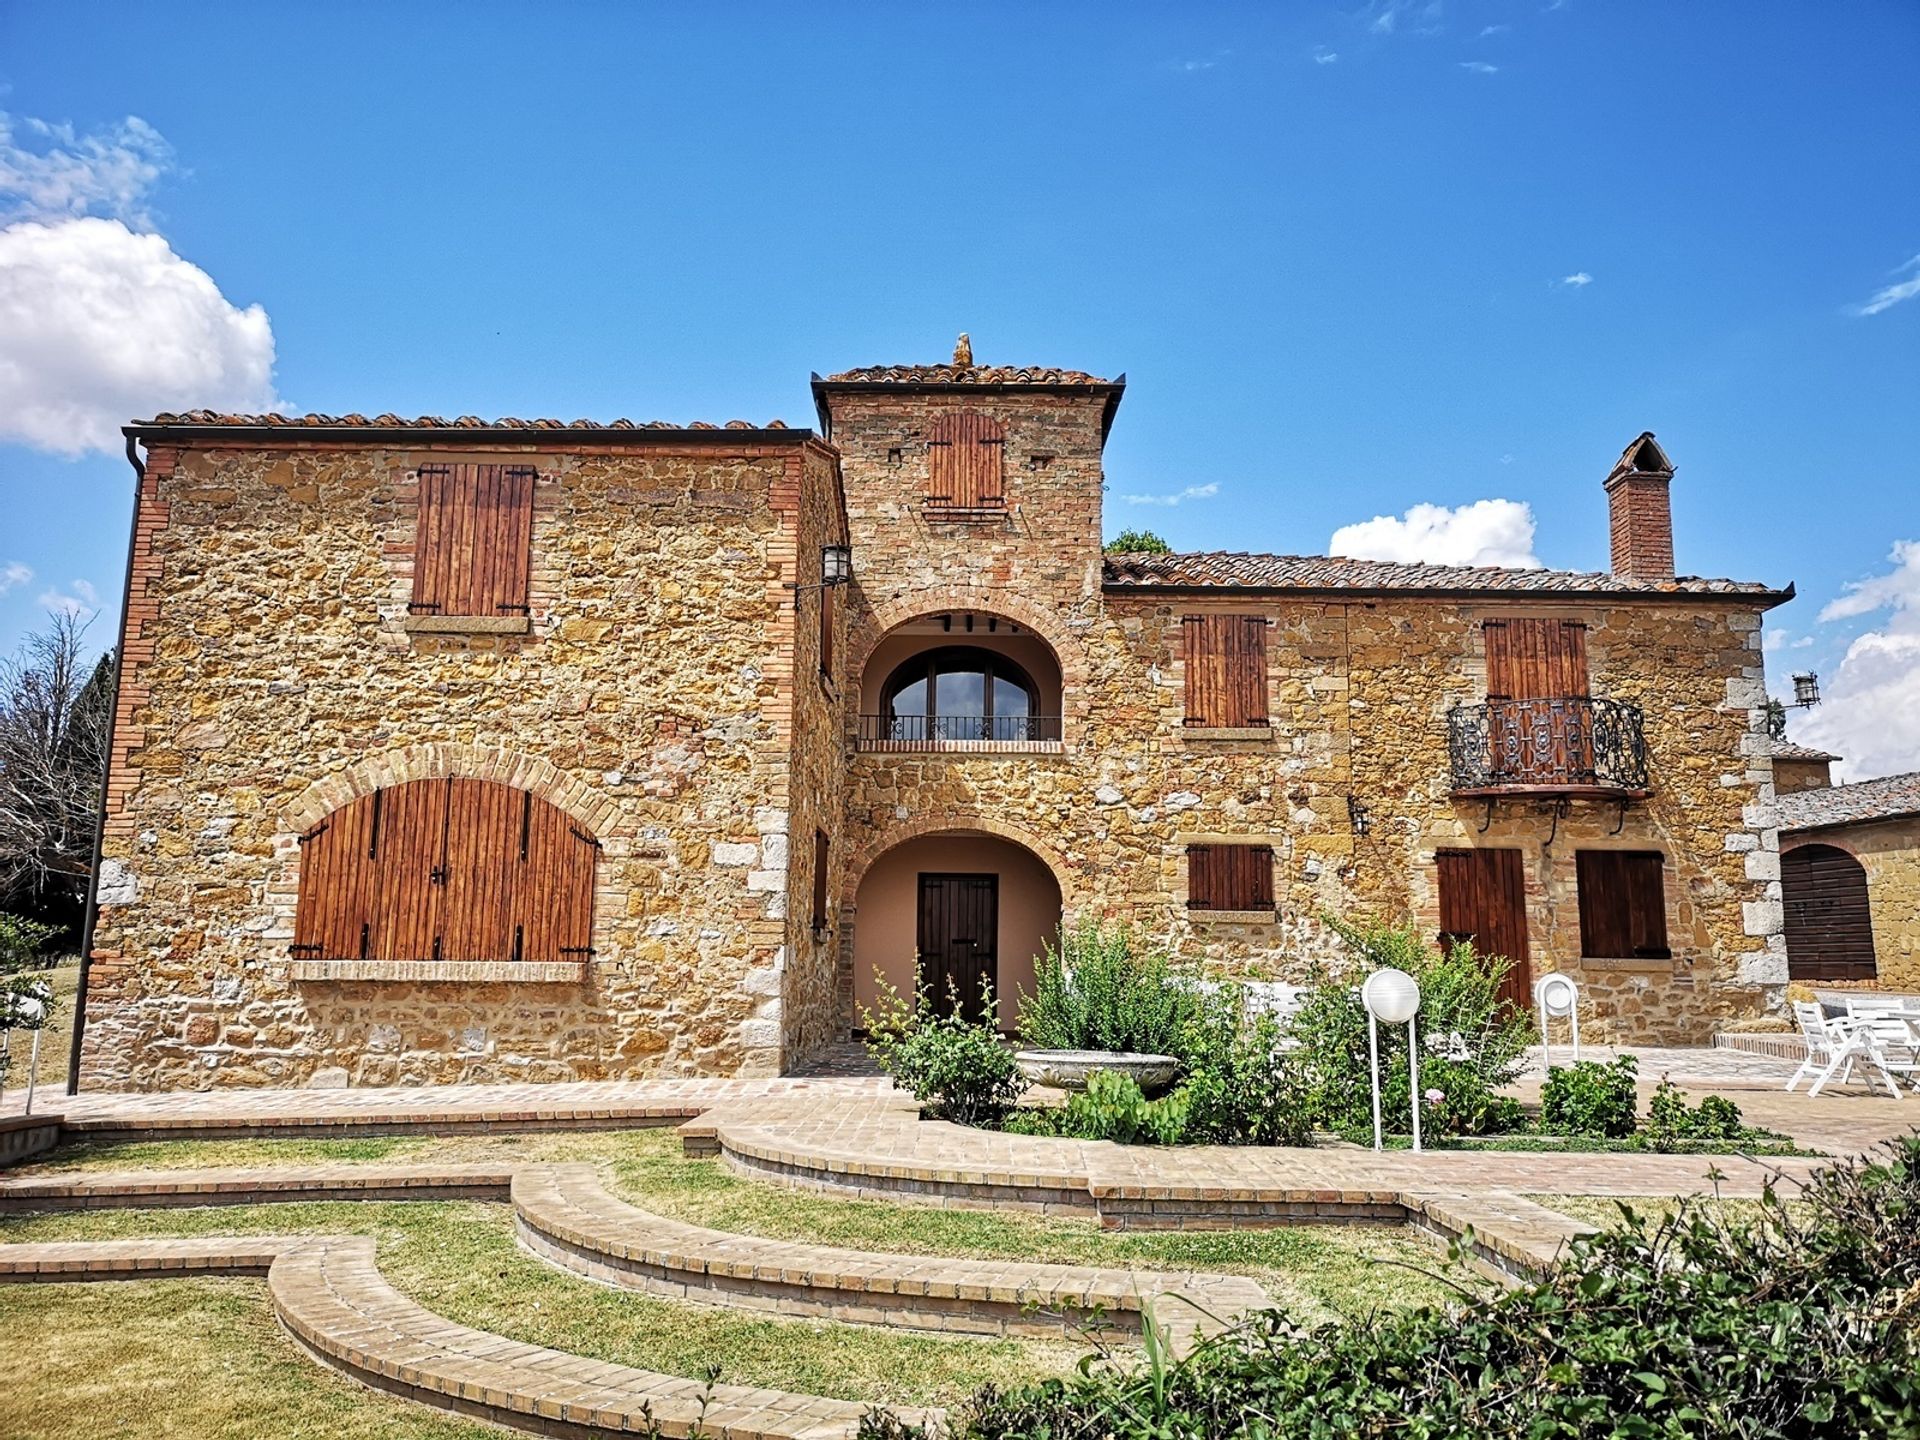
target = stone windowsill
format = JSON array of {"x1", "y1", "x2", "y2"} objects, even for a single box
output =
[
  {"x1": 1579, "y1": 955, "x2": 1675, "y2": 973},
  {"x1": 856, "y1": 739, "x2": 1065, "y2": 756},
  {"x1": 290, "y1": 960, "x2": 585, "y2": 983},
  {"x1": 1182, "y1": 726, "x2": 1274, "y2": 743},
  {"x1": 1187, "y1": 908, "x2": 1280, "y2": 925},
  {"x1": 402, "y1": 614, "x2": 532, "y2": 636},
  {"x1": 921, "y1": 503, "x2": 1009, "y2": 524}
]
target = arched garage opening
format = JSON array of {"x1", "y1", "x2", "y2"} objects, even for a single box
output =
[
  {"x1": 852, "y1": 830, "x2": 1063, "y2": 1030},
  {"x1": 1783, "y1": 842, "x2": 1877, "y2": 981}
]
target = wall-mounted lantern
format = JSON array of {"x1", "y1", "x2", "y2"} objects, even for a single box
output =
[
  {"x1": 1790, "y1": 672, "x2": 1821, "y2": 709},
  {"x1": 789, "y1": 545, "x2": 854, "y2": 609},
  {"x1": 1347, "y1": 795, "x2": 1372, "y2": 837}
]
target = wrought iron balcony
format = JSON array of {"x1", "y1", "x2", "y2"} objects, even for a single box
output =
[
  {"x1": 1447, "y1": 696, "x2": 1650, "y2": 798},
  {"x1": 857, "y1": 713, "x2": 1063, "y2": 750}
]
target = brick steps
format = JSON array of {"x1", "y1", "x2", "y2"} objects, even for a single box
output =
[
  {"x1": 0, "y1": 1233, "x2": 932, "y2": 1439},
  {"x1": 512, "y1": 1163, "x2": 1265, "y2": 1350},
  {"x1": 0, "y1": 1163, "x2": 513, "y2": 1213}
]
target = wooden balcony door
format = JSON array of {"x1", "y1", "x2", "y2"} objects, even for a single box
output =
[
  {"x1": 917, "y1": 873, "x2": 999, "y2": 1022},
  {"x1": 1484, "y1": 618, "x2": 1592, "y2": 785},
  {"x1": 1436, "y1": 847, "x2": 1533, "y2": 1009}
]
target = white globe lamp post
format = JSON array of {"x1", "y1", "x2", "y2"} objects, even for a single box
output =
[
  {"x1": 1361, "y1": 967, "x2": 1423, "y2": 1153},
  {"x1": 1534, "y1": 972, "x2": 1581, "y2": 1066}
]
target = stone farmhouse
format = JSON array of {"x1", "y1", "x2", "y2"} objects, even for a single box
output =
[
  {"x1": 1772, "y1": 754, "x2": 1920, "y2": 994},
  {"x1": 72, "y1": 352, "x2": 1800, "y2": 1090}
]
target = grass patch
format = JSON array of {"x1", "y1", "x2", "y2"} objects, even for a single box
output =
[
  {"x1": 1528, "y1": 1193, "x2": 1805, "y2": 1229},
  {"x1": 0, "y1": 1199, "x2": 1073, "y2": 1409},
  {"x1": 19, "y1": 1129, "x2": 1472, "y2": 1318},
  {"x1": 0, "y1": 1276, "x2": 496, "y2": 1440}
]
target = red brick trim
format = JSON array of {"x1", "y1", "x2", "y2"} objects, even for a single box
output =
[{"x1": 841, "y1": 808, "x2": 1078, "y2": 907}]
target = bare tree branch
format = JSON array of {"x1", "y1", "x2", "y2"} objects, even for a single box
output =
[{"x1": 0, "y1": 611, "x2": 112, "y2": 908}]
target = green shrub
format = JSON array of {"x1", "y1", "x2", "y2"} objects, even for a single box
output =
[
  {"x1": 860, "y1": 974, "x2": 1026, "y2": 1126},
  {"x1": 0, "y1": 913, "x2": 59, "y2": 1084},
  {"x1": 1293, "y1": 918, "x2": 1531, "y2": 1137},
  {"x1": 1175, "y1": 985, "x2": 1312, "y2": 1147},
  {"x1": 1017, "y1": 919, "x2": 1198, "y2": 1057},
  {"x1": 864, "y1": 1136, "x2": 1920, "y2": 1439},
  {"x1": 1642, "y1": 1077, "x2": 1746, "y2": 1151},
  {"x1": 1055, "y1": 1070, "x2": 1191, "y2": 1146},
  {"x1": 1540, "y1": 1055, "x2": 1640, "y2": 1138}
]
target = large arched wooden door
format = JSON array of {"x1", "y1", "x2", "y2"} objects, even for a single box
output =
[
  {"x1": 292, "y1": 779, "x2": 598, "y2": 964},
  {"x1": 1783, "y1": 843, "x2": 1876, "y2": 981}
]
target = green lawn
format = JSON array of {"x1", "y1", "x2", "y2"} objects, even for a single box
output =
[
  {"x1": 21, "y1": 1127, "x2": 1472, "y2": 1318},
  {"x1": 3, "y1": 960, "x2": 77, "y2": 1095}
]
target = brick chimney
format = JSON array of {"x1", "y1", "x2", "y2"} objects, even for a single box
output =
[{"x1": 1604, "y1": 432, "x2": 1675, "y2": 581}]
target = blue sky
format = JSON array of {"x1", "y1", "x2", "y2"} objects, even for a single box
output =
[{"x1": 2, "y1": 2, "x2": 1916, "y2": 774}]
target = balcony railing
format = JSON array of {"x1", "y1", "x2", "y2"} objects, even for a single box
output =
[
  {"x1": 858, "y1": 714, "x2": 1063, "y2": 750},
  {"x1": 1447, "y1": 696, "x2": 1650, "y2": 797}
]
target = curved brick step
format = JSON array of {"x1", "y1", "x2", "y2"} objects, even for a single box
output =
[
  {"x1": 270, "y1": 1235, "x2": 927, "y2": 1438},
  {"x1": 0, "y1": 1163, "x2": 513, "y2": 1214},
  {"x1": 513, "y1": 1163, "x2": 1265, "y2": 1350},
  {"x1": 0, "y1": 1235, "x2": 303, "y2": 1281}
]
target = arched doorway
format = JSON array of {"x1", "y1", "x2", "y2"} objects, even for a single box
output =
[
  {"x1": 1783, "y1": 843, "x2": 1876, "y2": 981},
  {"x1": 852, "y1": 830, "x2": 1063, "y2": 1030},
  {"x1": 856, "y1": 612, "x2": 1065, "y2": 749}
]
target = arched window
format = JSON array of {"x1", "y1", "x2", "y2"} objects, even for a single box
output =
[
  {"x1": 292, "y1": 778, "x2": 597, "y2": 964},
  {"x1": 1783, "y1": 843, "x2": 1876, "y2": 980},
  {"x1": 882, "y1": 647, "x2": 1045, "y2": 742}
]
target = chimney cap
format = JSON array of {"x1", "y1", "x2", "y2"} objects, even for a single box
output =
[{"x1": 1605, "y1": 432, "x2": 1674, "y2": 486}]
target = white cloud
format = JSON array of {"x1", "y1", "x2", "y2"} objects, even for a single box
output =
[
  {"x1": 1173, "y1": 59, "x2": 1216, "y2": 73},
  {"x1": 1763, "y1": 628, "x2": 1790, "y2": 654},
  {"x1": 1460, "y1": 60, "x2": 1499, "y2": 74},
  {"x1": 0, "y1": 112, "x2": 172, "y2": 225},
  {"x1": 1478, "y1": 24, "x2": 1512, "y2": 36},
  {"x1": 1, "y1": 561, "x2": 32, "y2": 595},
  {"x1": 37, "y1": 577, "x2": 100, "y2": 620},
  {"x1": 1556, "y1": 272, "x2": 1593, "y2": 288},
  {"x1": 0, "y1": 216, "x2": 281, "y2": 456},
  {"x1": 1850, "y1": 254, "x2": 1920, "y2": 317},
  {"x1": 1793, "y1": 540, "x2": 1920, "y2": 781},
  {"x1": 1314, "y1": 47, "x2": 1340, "y2": 64},
  {"x1": 1329, "y1": 498, "x2": 1543, "y2": 569},
  {"x1": 1122, "y1": 483, "x2": 1219, "y2": 508},
  {"x1": 1370, "y1": 0, "x2": 1444, "y2": 35}
]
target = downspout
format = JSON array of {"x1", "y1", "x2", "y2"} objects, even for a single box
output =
[{"x1": 65, "y1": 433, "x2": 145, "y2": 1094}]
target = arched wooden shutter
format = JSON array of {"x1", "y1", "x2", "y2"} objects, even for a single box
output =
[
  {"x1": 293, "y1": 778, "x2": 595, "y2": 964},
  {"x1": 926, "y1": 411, "x2": 1005, "y2": 509},
  {"x1": 1784, "y1": 844, "x2": 1876, "y2": 980},
  {"x1": 411, "y1": 464, "x2": 536, "y2": 617}
]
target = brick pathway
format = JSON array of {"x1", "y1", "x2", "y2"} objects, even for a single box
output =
[{"x1": 0, "y1": 1162, "x2": 513, "y2": 1213}]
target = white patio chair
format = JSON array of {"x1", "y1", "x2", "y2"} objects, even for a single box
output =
[
  {"x1": 1808, "y1": 1010, "x2": 1916, "y2": 1099},
  {"x1": 1786, "y1": 1002, "x2": 1854, "y2": 1093}
]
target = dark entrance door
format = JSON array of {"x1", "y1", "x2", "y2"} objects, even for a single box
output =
[
  {"x1": 917, "y1": 873, "x2": 999, "y2": 1022},
  {"x1": 1436, "y1": 847, "x2": 1533, "y2": 1009},
  {"x1": 1783, "y1": 844, "x2": 1877, "y2": 980}
]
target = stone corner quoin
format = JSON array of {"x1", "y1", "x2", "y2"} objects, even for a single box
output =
[{"x1": 76, "y1": 377, "x2": 1789, "y2": 1090}]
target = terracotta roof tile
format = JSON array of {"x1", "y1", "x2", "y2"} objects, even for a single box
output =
[
  {"x1": 138, "y1": 411, "x2": 791, "y2": 431},
  {"x1": 1776, "y1": 771, "x2": 1920, "y2": 830},
  {"x1": 819, "y1": 364, "x2": 1113, "y2": 386},
  {"x1": 1101, "y1": 550, "x2": 1786, "y2": 599},
  {"x1": 1772, "y1": 742, "x2": 1840, "y2": 763}
]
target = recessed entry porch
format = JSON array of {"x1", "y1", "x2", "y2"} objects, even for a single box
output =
[{"x1": 851, "y1": 830, "x2": 1063, "y2": 1031}]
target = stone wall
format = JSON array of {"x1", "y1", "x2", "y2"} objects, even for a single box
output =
[
  {"x1": 1782, "y1": 817, "x2": 1920, "y2": 992},
  {"x1": 82, "y1": 433, "x2": 836, "y2": 1089}
]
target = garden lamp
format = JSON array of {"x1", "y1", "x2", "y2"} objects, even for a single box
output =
[
  {"x1": 1534, "y1": 972, "x2": 1581, "y2": 1065},
  {"x1": 1362, "y1": 967, "x2": 1423, "y2": 1154}
]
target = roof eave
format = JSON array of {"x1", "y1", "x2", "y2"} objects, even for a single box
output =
[
  {"x1": 1103, "y1": 579, "x2": 1795, "y2": 607},
  {"x1": 809, "y1": 374, "x2": 1128, "y2": 441},
  {"x1": 123, "y1": 421, "x2": 829, "y2": 452}
]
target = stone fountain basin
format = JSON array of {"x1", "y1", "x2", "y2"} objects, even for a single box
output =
[{"x1": 1014, "y1": 1050, "x2": 1180, "y2": 1095}]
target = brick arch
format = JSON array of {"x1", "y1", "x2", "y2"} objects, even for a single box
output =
[
  {"x1": 281, "y1": 742, "x2": 617, "y2": 842},
  {"x1": 842, "y1": 810, "x2": 1079, "y2": 908},
  {"x1": 849, "y1": 587, "x2": 1089, "y2": 699}
]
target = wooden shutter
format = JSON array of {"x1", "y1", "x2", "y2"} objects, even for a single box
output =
[
  {"x1": 1187, "y1": 843, "x2": 1274, "y2": 912},
  {"x1": 1783, "y1": 844, "x2": 1877, "y2": 980},
  {"x1": 819, "y1": 581, "x2": 834, "y2": 679},
  {"x1": 1484, "y1": 619, "x2": 1592, "y2": 783},
  {"x1": 926, "y1": 411, "x2": 1005, "y2": 508},
  {"x1": 812, "y1": 830, "x2": 831, "y2": 932},
  {"x1": 411, "y1": 463, "x2": 535, "y2": 617},
  {"x1": 1182, "y1": 615, "x2": 1268, "y2": 727},
  {"x1": 1575, "y1": 850, "x2": 1670, "y2": 959},
  {"x1": 1435, "y1": 848, "x2": 1532, "y2": 1009},
  {"x1": 1484, "y1": 618, "x2": 1588, "y2": 700},
  {"x1": 293, "y1": 778, "x2": 595, "y2": 964}
]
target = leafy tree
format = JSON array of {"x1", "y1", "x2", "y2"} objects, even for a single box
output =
[{"x1": 1104, "y1": 529, "x2": 1171, "y2": 554}]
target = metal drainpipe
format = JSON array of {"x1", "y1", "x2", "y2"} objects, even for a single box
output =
[{"x1": 64, "y1": 433, "x2": 146, "y2": 1094}]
